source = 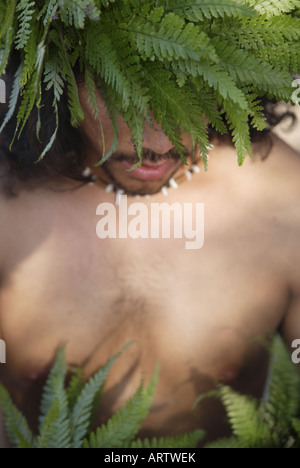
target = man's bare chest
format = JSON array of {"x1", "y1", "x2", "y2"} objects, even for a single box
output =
[
  {"x1": 0, "y1": 190, "x2": 290, "y2": 437},
  {"x1": 0, "y1": 214, "x2": 287, "y2": 382}
]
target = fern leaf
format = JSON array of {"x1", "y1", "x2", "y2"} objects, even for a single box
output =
[
  {"x1": 58, "y1": 0, "x2": 100, "y2": 29},
  {"x1": 123, "y1": 110, "x2": 145, "y2": 166},
  {"x1": 43, "y1": 57, "x2": 66, "y2": 103},
  {"x1": 131, "y1": 430, "x2": 204, "y2": 449},
  {"x1": 0, "y1": 64, "x2": 23, "y2": 134},
  {"x1": 15, "y1": 0, "x2": 36, "y2": 50},
  {"x1": 190, "y1": 83, "x2": 228, "y2": 135},
  {"x1": 219, "y1": 386, "x2": 274, "y2": 448},
  {"x1": 20, "y1": 21, "x2": 40, "y2": 88},
  {"x1": 39, "y1": 346, "x2": 67, "y2": 412},
  {"x1": 266, "y1": 336, "x2": 300, "y2": 435},
  {"x1": 221, "y1": 98, "x2": 252, "y2": 165},
  {"x1": 0, "y1": 0, "x2": 16, "y2": 42},
  {"x1": 188, "y1": 61, "x2": 248, "y2": 109},
  {"x1": 84, "y1": 366, "x2": 160, "y2": 449},
  {"x1": 59, "y1": 30, "x2": 84, "y2": 127},
  {"x1": 70, "y1": 342, "x2": 132, "y2": 448},
  {"x1": 36, "y1": 100, "x2": 59, "y2": 162},
  {"x1": 39, "y1": 347, "x2": 72, "y2": 448},
  {"x1": 85, "y1": 25, "x2": 131, "y2": 109},
  {"x1": 244, "y1": 93, "x2": 267, "y2": 132},
  {"x1": 125, "y1": 13, "x2": 214, "y2": 62},
  {"x1": 0, "y1": 384, "x2": 34, "y2": 448},
  {"x1": 34, "y1": 399, "x2": 60, "y2": 449},
  {"x1": 166, "y1": 0, "x2": 257, "y2": 21},
  {"x1": 213, "y1": 40, "x2": 293, "y2": 100},
  {"x1": 0, "y1": 27, "x2": 15, "y2": 76},
  {"x1": 251, "y1": 0, "x2": 300, "y2": 17},
  {"x1": 84, "y1": 66, "x2": 107, "y2": 158},
  {"x1": 67, "y1": 368, "x2": 85, "y2": 410},
  {"x1": 144, "y1": 64, "x2": 209, "y2": 161},
  {"x1": 37, "y1": 0, "x2": 59, "y2": 26}
]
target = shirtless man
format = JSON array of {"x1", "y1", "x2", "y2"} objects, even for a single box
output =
[{"x1": 0, "y1": 82, "x2": 300, "y2": 448}]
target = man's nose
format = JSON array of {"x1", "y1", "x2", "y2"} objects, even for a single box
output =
[{"x1": 142, "y1": 120, "x2": 174, "y2": 154}]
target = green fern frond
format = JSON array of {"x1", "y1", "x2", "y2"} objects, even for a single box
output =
[
  {"x1": 221, "y1": 98, "x2": 252, "y2": 165},
  {"x1": 266, "y1": 336, "x2": 300, "y2": 435},
  {"x1": 192, "y1": 84, "x2": 228, "y2": 135},
  {"x1": 70, "y1": 342, "x2": 133, "y2": 448},
  {"x1": 84, "y1": 366, "x2": 160, "y2": 448},
  {"x1": 131, "y1": 430, "x2": 205, "y2": 449},
  {"x1": 20, "y1": 22, "x2": 40, "y2": 87},
  {"x1": 36, "y1": 99, "x2": 59, "y2": 162},
  {"x1": 200, "y1": 336, "x2": 300, "y2": 448},
  {"x1": 39, "y1": 348, "x2": 67, "y2": 417},
  {"x1": 0, "y1": 64, "x2": 23, "y2": 134},
  {"x1": 0, "y1": 0, "x2": 16, "y2": 42},
  {"x1": 166, "y1": 0, "x2": 257, "y2": 21},
  {"x1": 66, "y1": 367, "x2": 85, "y2": 410},
  {"x1": 1, "y1": 0, "x2": 300, "y2": 165},
  {"x1": 59, "y1": 30, "x2": 84, "y2": 127},
  {"x1": 44, "y1": 58, "x2": 65, "y2": 102},
  {"x1": 34, "y1": 399, "x2": 60, "y2": 449},
  {"x1": 144, "y1": 64, "x2": 209, "y2": 161},
  {"x1": 0, "y1": 384, "x2": 34, "y2": 448},
  {"x1": 124, "y1": 12, "x2": 214, "y2": 62},
  {"x1": 251, "y1": 0, "x2": 300, "y2": 17},
  {"x1": 37, "y1": 0, "x2": 58, "y2": 25},
  {"x1": 58, "y1": 0, "x2": 100, "y2": 29},
  {"x1": 190, "y1": 61, "x2": 248, "y2": 109},
  {"x1": 0, "y1": 28, "x2": 15, "y2": 76},
  {"x1": 244, "y1": 92, "x2": 267, "y2": 132},
  {"x1": 16, "y1": 70, "x2": 40, "y2": 136},
  {"x1": 15, "y1": 0, "x2": 36, "y2": 50},
  {"x1": 0, "y1": 335, "x2": 299, "y2": 449},
  {"x1": 213, "y1": 40, "x2": 293, "y2": 100},
  {"x1": 85, "y1": 26, "x2": 131, "y2": 109},
  {"x1": 219, "y1": 386, "x2": 274, "y2": 448},
  {"x1": 0, "y1": 0, "x2": 16, "y2": 76},
  {"x1": 39, "y1": 346, "x2": 71, "y2": 448}
]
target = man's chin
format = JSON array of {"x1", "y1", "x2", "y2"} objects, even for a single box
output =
[
  {"x1": 113, "y1": 180, "x2": 170, "y2": 197},
  {"x1": 102, "y1": 160, "x2": 184, "y2": 196}
]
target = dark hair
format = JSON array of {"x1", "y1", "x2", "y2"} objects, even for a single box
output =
[{"x1": 0, "y1": 58, "x2": 296, "y2": 197}]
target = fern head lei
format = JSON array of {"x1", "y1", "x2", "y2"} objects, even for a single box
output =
[{"x1": 0, "y1": 1, "x2": 300, "y2": 198}]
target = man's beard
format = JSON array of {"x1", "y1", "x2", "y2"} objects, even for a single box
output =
[{"x1": 100, "y1": 148, "x2": 186, "y2": 196}]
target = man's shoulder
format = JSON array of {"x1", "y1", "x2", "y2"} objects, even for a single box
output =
[
  {"x1": 253, "y1": 135, "x2": 300, "y2": 286},
  {"x1": 238, "y1": 134, "x2": 300, "y2": 205},
  {"x1": 263, "y1": 135, "x2": 300, "y2": 187},
  {"x1": 213, "y1": 134, "x2": 300, "y2": 265},
  {"x1": 259, "y1": 136, "x2": 300, "y2": 217}
]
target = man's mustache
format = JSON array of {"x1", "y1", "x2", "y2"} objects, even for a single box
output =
[{"x1": 108, "y1": 148, "x2": 186, "y2": 165}]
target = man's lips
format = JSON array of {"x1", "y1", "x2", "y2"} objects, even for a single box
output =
[{"x1": 122, "y1": 160, "x2": 175, "y2": 181}]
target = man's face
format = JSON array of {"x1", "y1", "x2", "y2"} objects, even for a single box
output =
[{"x1": 78, "y1": 85, "x2": 195, "y2": 196}]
